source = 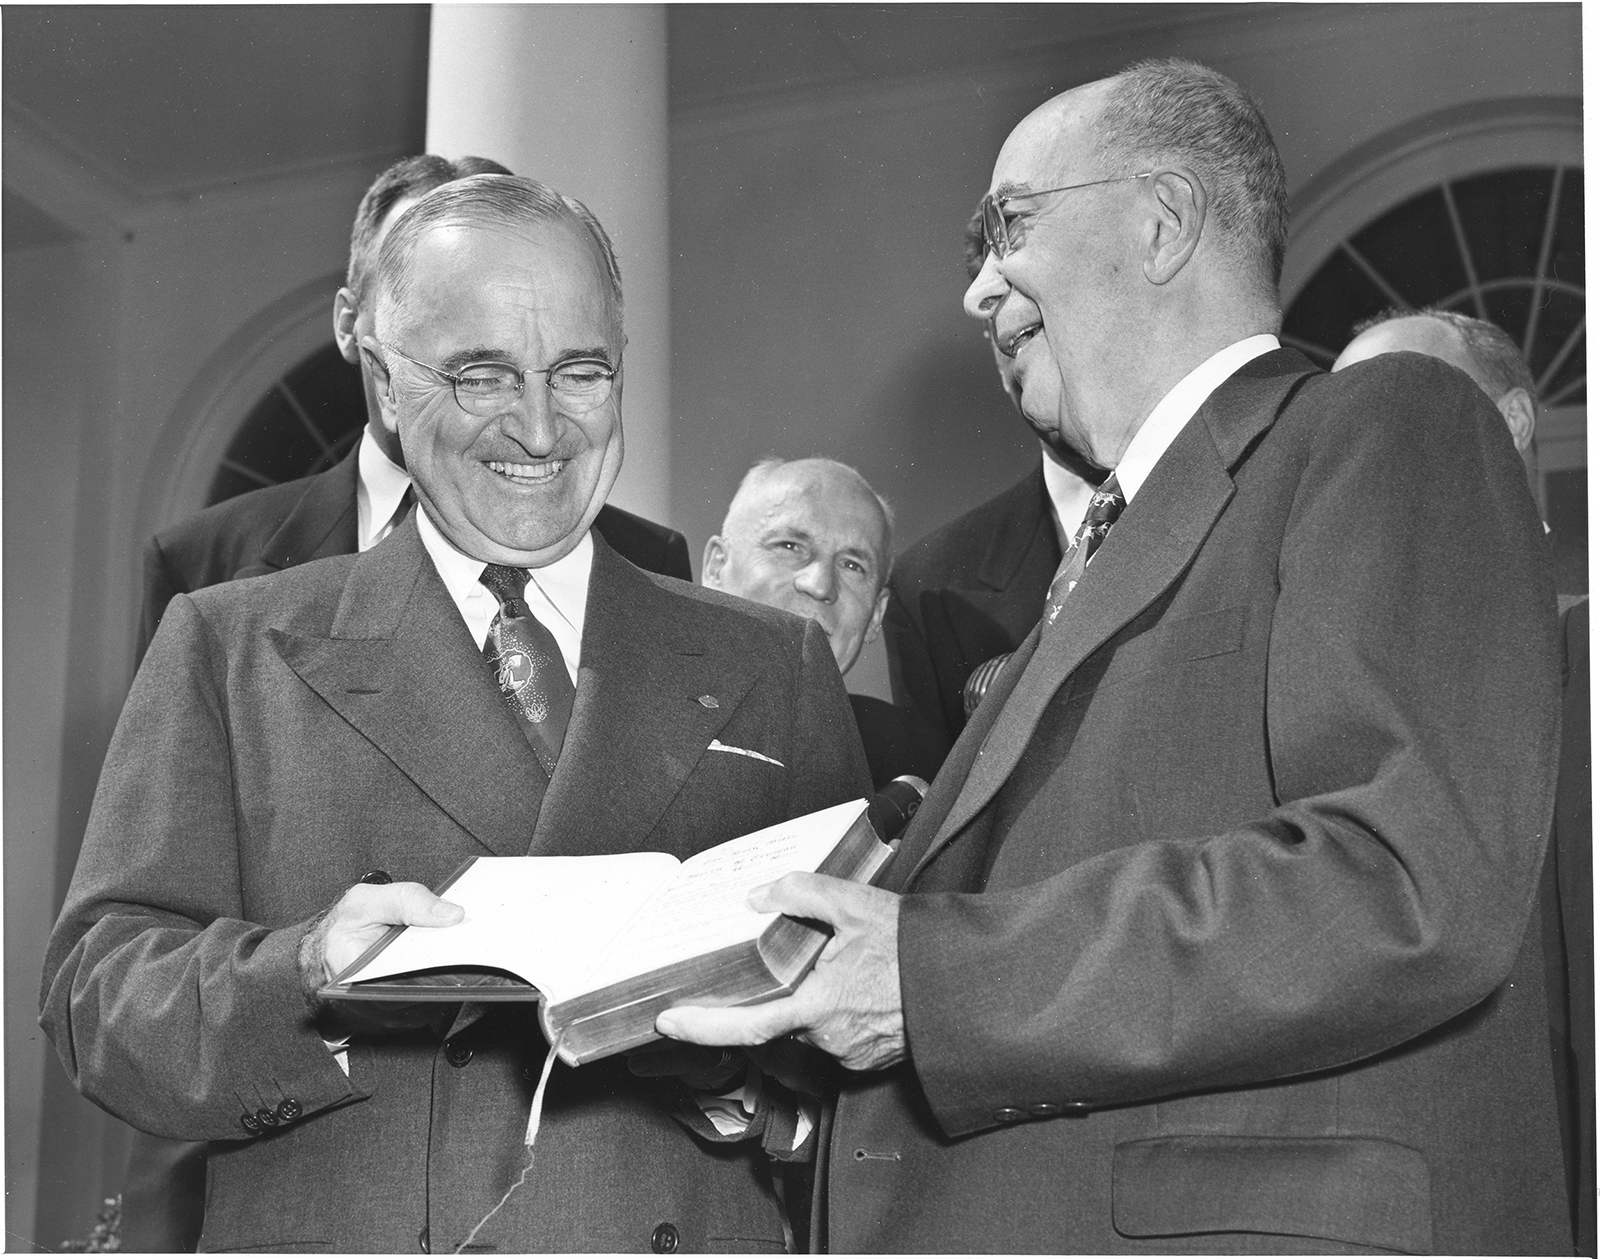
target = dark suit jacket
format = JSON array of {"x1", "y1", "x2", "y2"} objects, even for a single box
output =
[
  {"x1": 140, "y1": 448, "x2": 693, "y2": 658},
  {"x1": 1544, "y1": 598, "x2": 1594, "y2": 1255},
  {"x1": 827, "y1": 350, "x2": 1569, "y2": 1254},
  {"x1": 44, "y1": 523, "x2": 870, "y2": 1253},
  {"x1": 848, "y1": 694, "x2": 948, "y2": 788},
  {"x1": 884, "y1": 465, "x2": 1059, "y2": 748}
]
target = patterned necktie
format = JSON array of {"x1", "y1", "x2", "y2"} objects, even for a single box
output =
[
  {"x1": 1043, "y1": 474, "x2": 1126, "y2": 624},
  {"x1": 479, "y1": 564, "x2": 575, "y2": 776}
]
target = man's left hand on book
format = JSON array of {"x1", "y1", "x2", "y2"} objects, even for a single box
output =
[
  {"x1": 299, "y1": 880, "x2": 465, "y2": 1030},
  {"x1": 656, "y1": 873, "x2": 906, "y2": 1072}
]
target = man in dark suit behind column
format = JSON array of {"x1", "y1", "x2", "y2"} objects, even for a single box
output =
[
  {"x1": 138, "y1": 153, "x2": 690, "y2": 658},
  {"x1": 659, "y1": 58, "x2": 1569, "y2": 1253},
  {"x1": 45, "y1": 174, "x2": 868, "y2": 1253}
]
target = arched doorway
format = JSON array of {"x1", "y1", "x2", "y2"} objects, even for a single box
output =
[
  {"x1": 208, "y1": 343, "x2": 366, "y2": 505},
  {"x1": 1280, "y1": 102, "x2": 1584, "y2": 596}
]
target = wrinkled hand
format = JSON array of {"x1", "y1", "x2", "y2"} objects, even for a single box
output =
[
  {"x1": 299, "y1": 882, "x2": 464, "y2": 1031},
  {"x1": 655, "y1": 873, "x2": 906, "y2": 1073}
]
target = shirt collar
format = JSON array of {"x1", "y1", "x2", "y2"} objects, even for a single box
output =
[
  {"x1": 1113, "y1": 334, "x2": 1279, "y2": 504},
  {"x1": 356, "y1": 428, "x2": 413, "y2": 550},
  {"x1": 1040, "y1": 449, "x2": 1099, "y2": 549},
  {"x1": 415, "y1": 507, "x2": 594, "y2": 637}
]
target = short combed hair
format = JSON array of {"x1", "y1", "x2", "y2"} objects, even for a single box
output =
[
  {"x1": 1353, "y1": 307, "x2": 1537, "y2": 402},
  {"x1": 1094, "y1": 58, "x2": 1289, "y2": 298},
  {"x1": 346, "y1": 155, "x2": 512, "y2": 300},
  {"x1": 373, "y1": 174, "x2": 624, "y2": 338},
  {"x1": 726, "y1": 456, "x2": 896, "y2": 583}
]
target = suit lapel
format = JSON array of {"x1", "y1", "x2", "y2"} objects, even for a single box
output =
[
  {"x1": 907, "y1": 351, "x2": 1319, "y2": 882},
  {"x1": 532, "y1": 537, "x2": 758, "y2": 857},
  {"x1": 273, "y1": 519, "x2": 546, "y2": 857},
  {"x1": 255, "y1": 448, "x2": 361, "y2": 574}
]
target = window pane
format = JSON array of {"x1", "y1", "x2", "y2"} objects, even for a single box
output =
[
  {"x1": 1451, "y1": 167, "x2": 1552, "y2": 284},
  {"x1": 1281, "y1": 249, "x2": 1392, "y2": 359},
  {"x1": 1347, "y1": 188, "x2": 1466, "y2": 306}
]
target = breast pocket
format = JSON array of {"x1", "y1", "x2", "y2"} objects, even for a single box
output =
[{"x1": 1091, "y1": 604, "x2": 1250, "y2": 693}]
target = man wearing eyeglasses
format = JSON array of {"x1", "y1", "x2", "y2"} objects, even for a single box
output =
[
  {"x1": 137, "y1": 155, "x2": 692, "y2": 661},
  {"x1": 658, "y1": 58, "x2": 1568, "y2": 1253},
  {"x1": 43, "y1": 175, "x2": 870, "y2": 1253}
]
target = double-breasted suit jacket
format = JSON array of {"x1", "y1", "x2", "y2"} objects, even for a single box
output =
[
  {"x1": 45, "y1": 521, "x2": 870, "y2": 1254},
  {"x1": 827, "y1": 349, "x2": 1569, "y2": 1255},
  {"x1": 884, "y1": 465, "x2": 1060, "y2": 748},
  {"x1": 139, "y1": 447, "x2": 694, "y2": 657}
]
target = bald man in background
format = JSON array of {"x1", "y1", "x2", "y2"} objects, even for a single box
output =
[
  {"x1": 704, "y1": 457, "x2": 947, "y2": 786},
  {"x1": 1332, "y1": 307, "x2": 1537, "y2": 457}
]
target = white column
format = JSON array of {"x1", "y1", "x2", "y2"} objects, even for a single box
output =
[{"x1": 426, "y1": 5, "x2": 671, "y2": 525}]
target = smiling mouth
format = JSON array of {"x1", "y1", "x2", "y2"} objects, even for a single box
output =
[
  {"x1": 487, "y1": 459, "x2": 566, "y2": 485},
  {"x1": 1000, "y1": 323, "x2": 1043, "y2": 359}
]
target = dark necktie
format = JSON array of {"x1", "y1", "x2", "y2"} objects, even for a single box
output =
[
  {"x1": 1043, "y1": 474, "x2": 1126, "y2": 624},
  {"x1": 479, "y1": 564, "x2": 575, "y2": 775}
]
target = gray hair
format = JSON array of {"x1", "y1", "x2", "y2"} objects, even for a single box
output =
[
  {"x1": 1095, "y1": 58, "x2": 1289, "y2": 300},
  {"x1": 1354, "y1": 307, "x2": 1537, "y2": 403},
  {"x1": 346, "y1": 155, "x2": 513, "y2": 302},
  {"x1": 373, "y1": 174, "x2": 623, "y2": 337}
]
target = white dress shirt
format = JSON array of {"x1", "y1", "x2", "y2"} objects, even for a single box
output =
[
  {"x1": 416, "y1": 509, "x2": 591, "y2": 686},
  {"x1": 355, "y1": 430, "x2": 415, "y2": 553},
  {"x1": 1040, "y1": 450, "x2": 1098, "y2": 553},
  {"x1": 1112, "y1": 334, "x2": 1280, "y2": 505}
]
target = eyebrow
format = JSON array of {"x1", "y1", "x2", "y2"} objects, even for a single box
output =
[
  {"x1": 993, "y1": 179, "x2": 1036, "y2": 201},
  {"x1": 438, "y1": 345, "x2": 616, "y2": 373}
]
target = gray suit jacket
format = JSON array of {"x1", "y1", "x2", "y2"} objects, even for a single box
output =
[
  {"x1": 827, "y1": 350, "x2": 1569, "y2": 1254},
  {"x1": 44, "y1": 521, "x2": 870, "y2": 1253}
]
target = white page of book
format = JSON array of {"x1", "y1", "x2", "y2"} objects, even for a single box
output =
[
  {"x1": 579, "y1": 800, "x2": 866, "y2": 991},
  {"x1": 344, "y1": 853, "x2": 680, "y2": 1002}
]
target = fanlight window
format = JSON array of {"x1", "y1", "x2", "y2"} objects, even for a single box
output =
[{"x1": 1282, "y1": 165, "x2": 1584, "y2": 405}]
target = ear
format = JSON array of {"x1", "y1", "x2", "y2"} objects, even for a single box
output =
[
  {"x1": 359, "y1": 335, "x2": 403, "y2": 437},
  {"x1": 333, "y1": 288, "x2": 361, "y2": 364},
  {"x1": 701, "y1": 536, "x2": 728, "y2": 588},
  {"x1": 1143, "y1": 167, "x2": 1207, "y2": 286},
  {"x1": 1496, "y1": 387, "x2": 1537, "y2": 455},
  {"x1": 864, "y1": 585, "x2": 889, "y2": 645}
]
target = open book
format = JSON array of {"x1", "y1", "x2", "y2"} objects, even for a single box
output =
[{"x1": 319, "y1": 799, "x2": 889, "y2": 1065}]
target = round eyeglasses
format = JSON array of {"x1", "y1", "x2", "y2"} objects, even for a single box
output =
[
  {"x1": 379, "y1": 343, "x2": 620, "y2": 416},
  {"x1": 978, "y1": 172, "x2": 1151, "y2": 261}
]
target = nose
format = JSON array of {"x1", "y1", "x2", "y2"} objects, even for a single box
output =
[
  {"x1": 496, "y1": 379, "x2": 561, "y2": 454},
  {"x1": 793, "y1": 558, "x2": 837, "y2": 603},
  {"x1": 963, "y1": 248, "x2": 1011, "y2": 322}
]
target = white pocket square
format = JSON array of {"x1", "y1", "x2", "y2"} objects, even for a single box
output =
[{"x1": 707, "y1": 738, "x2": 785, "y2": 768}]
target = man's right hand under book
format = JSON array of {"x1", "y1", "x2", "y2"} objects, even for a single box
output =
[{"x1": 298, "y1": 881, "x2": 464, "y2": 1027}]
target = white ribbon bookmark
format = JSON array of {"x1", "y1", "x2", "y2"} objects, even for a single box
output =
[{"x1": 453, "y1": 1034, "x2": 564, "y2": 1253}]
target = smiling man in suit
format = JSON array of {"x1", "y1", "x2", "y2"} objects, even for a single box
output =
[
  {"x1": 43, "y1": 174, "x2": 868, "y2": 1253},
  {"x1": 659, "y1": 59, "x2": 1569, "y2": 1253},
  {"x1": 137, "y1": 154, "x2": 690, "y2": 659}
]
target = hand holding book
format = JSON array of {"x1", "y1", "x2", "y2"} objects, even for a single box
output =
[
  {"x1": 319, "y1": 800, "x2": 891, "y2": 1064},
  {"x1": 654, "y1": 871, "x2": 908, "y2": 1073}
]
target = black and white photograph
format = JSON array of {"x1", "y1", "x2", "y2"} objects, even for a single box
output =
[{"x1": 3, "y1": 4, "x2": 1588, "y2": 1253}]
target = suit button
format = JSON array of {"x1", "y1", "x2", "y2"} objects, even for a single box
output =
[
  {"x1": 277, "y1": 1098, "x2": 302, "y2": 1122},
  {"x1": 994, "y1": 1107, "x2": 1024, "y2": 1123},
  {"x1": 445, "y1": 1040, "x2": 473, "y2": 1068},
  {"x1": 650, "y1": 1222, "x2": 680, "y2": 1253},
  {"x1": 417, "y1": 1224, "x2": 430, "y2": 1252},
  {"x1": 255, "y1": 1107, "x2": 279, "y2": 1128},
  {"x1": 1028, "y1": 1102, "x2": 1061, "y2": 1117},
  {"x1": 240, "y1": 1112, "x2": 262, "y2": 1135},
  {"x1": 1061, "y1": 1100, "x2": 1092, "y2": 1116}
]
